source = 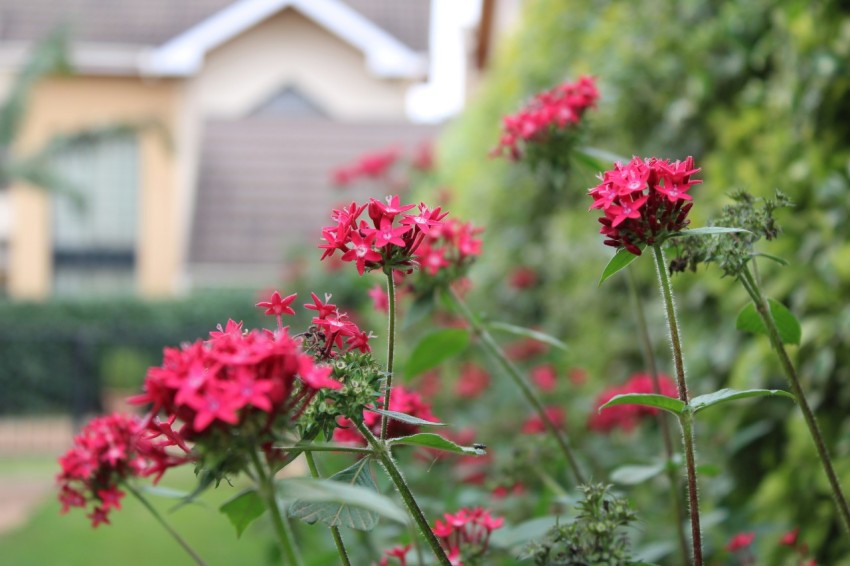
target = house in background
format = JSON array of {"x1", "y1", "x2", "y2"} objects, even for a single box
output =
[{"x1": 0, "y1": 0, "x2": 442, "y2": 299}]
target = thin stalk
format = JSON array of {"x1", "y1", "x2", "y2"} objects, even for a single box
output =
[
  {"x1": 355, "y1": 421, "x2": 451, "y2": 566},
  {"x1": 448, "y1": 287, "x2": 586, "y2": 485},
  {"x1": 276, "y1": 444, "x2": 375, "y2": 455},
  {"x1": 651, "y1": 245, "x2": 702, "y2": 566},
  {"x1": 125, "y1": 483, "x2": 207, "y2": 566},
  {"x1": 304, "y1": 452, "x2": 352, "y2": 566},
  {"x1": 626, "y1": 267, "x2": 690, "y2": 563},
  {"x1": 380, "y1": 268, "x2": 397, "y2": 440},
  {"x1": 740, "y1": 265, "x2": 850, "y2": 532},
  {"x1": 250, "y1": 450, "x2": 303, "y2": 566}
]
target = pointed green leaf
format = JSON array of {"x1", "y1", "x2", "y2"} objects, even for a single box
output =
[
  {"x1": 286, "y1": 459, "x2": 407, "y2": 530},
  {"x1": 668, "y1": 227, "x2": 752, "y2": 238},
  {"x1": 752, "y1": 252, "x2": 788, "y2": 266},
  {"x1": 487, "y1": 321, "x2": 568, "y2": 352},
  {"x1": 405, "y1": 328, "x2": 470, "y2": 379},
  {"x1": 219, "y1": 488, "x2": 266, "y2": 538},
  {"x1": 600, "y1": 393, "x2": 685, "y2": 415},
  {"x1": 609, "y1": 462, "x2": 666, "y2": 485},
  {"x1": 366, "y1": 408, "x2": 446, "y2": 427},
  {"x1": 138, "y1": 485, "x2": 191, "y2": 500},
  {"x1": 388, "y1": 432, "x2": 486, "y2": 456},
  {"x1": 599, "y1": 248, "x2": 642, "y2": 286},
  {"x1": 736, "y1": 299, "x2": 801, "y2": 345},
  {"x1": 689, "y1": 388, "x2": 795, "y2": 414}
]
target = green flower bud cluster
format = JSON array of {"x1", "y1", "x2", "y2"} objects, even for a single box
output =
[
  {"x1": 298, "y1": 352, "x2": 385, "y2": 439},
  {"x1": 671, "y1": 190, "x2": 793, "y2": 277}
]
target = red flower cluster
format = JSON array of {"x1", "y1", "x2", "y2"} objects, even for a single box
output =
[
  {"x1": 380, "y1": 544, "x2": 413, "y2": 566},
  {"x1": 589, "y1": 157, "x2": 701, "y2": 255},
  {"x1": 131, "y1": 320, "x2": 342, "y2": 438},
  {"x1": 330, "y1": 147, "x2": 400, "y2": 187},
  {"x1": 433, "y1": 507, "x2": 505, "y2": 564},
  {"x1": 334, "y1": 386, "x2": 438, "y2": 444},
  {"x1": 320, "y1": 197, "x2": 448, "y2": 275},
  {"x1": 521, "y1": 406, "x2": 566, "y2": 435},
  {"x1": 455, "y1": 363, "x2": 491, "y2": 399},
  {"x1": 415, "y1": 218, "x2": 483, "y2": 277},
  {"x1": 589, "y1": 373, "x2": 677, "y2": 433},
  {"x1": 494, "y1": 76, "x2": 599, "y2": 160},
  {"x1": 530, "y1": 364, "x2": 557, "y2": 391},
  {"x1": 57, "y1": 413, "x2": 188, "y2": 527},
  {"x1": 298, "y1": 291, "x2": 374, "y2": 358},
  {"x1": 726, "y1": 532, "x2": 755, "y2": 552}
]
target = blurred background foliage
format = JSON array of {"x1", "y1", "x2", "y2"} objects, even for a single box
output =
[{"x1": 437, "y1": 0, "x2": 850, "y2": 562}]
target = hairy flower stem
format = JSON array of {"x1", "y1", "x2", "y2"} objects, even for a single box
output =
[
  {"x1": 740, "y1": 265, "x2": 850, "y2": 533},
  {"x1": 448, "y1": 287, "x2": 586, "y2": 485},
  {"x1": 355, "y1": 421, "x2": 451, "y2": 566},
  {"x1": 304, "y1": 452, "x2": 352, "y2": 566},
  {"x1": 626, "y1": 267, "x2": 690, "y2": 565},
  {"x1": 651, "y1": 245, "x2": 702, "y2": 565},
  {"x1": 125, "y1": 483, "x2": 207, "y2": 566},
  {"x1": 380, "y1": 268, "x2": 397, "y2": 440},
  {"x1": 250, "y1": 450, "x2": 303, "y2": 566}
]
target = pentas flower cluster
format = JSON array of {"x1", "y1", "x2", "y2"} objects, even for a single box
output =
[
  {"x1": 433, "y1": 507, "x2": 505, "y2": 565},
  {"x1": 494, "y1": 75, "x2": 599, "y2": 160},
  {"x1": 334, "y1": 386, "x2": 437, "y2": 444},
  {"x1": 293, "y1": 291, "x2": 374, "y2": 359},
  {"x1": 522, "y1": 406, "x2": 566, "y2": 435},
  {"x1": 589, "y1": 156, "x2": 701, "y2": 255},
  {"x1": 589, "y1": 373, "x2": 677, "y2": 433},
  {"x1": 320, "y1": 196, "x2": 448, "y2": 275},
  {"x1": 57, "y1": 413, "x2": 188, "y2": 527},
  {"x1": 330, "y1": 147, "x2": 399, "y2": 187}
]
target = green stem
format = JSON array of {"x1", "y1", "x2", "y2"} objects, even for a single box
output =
[
  {"x1": 447, "y1": 287, "x2": 586, "y2": 485},
  {"x1": 652, "y1": 245, "x2": 702, "y2": 566},
  {"x1": 249, "y1": 450, "x2": 303, "y2": 566},
  {"x1": 626, "y1": 267, "x2": 690, "y2": 564},
  {"x1": 381, "y1": 268, "x2": 397, "y2": 440},
  {"x1": 740, "y1": 265, "x2": 850, "y2": 533},
  {"x1": 125, "y1": 483, "x2": 207, "y2": 566},
  {"x1": 355, "y1": 421, "x2": 451, "y2": 566},
  {"x1": 304, "y1": 452, "x2": 352, "y2": 566},
  {"x1": 277, "y1": 444, "x2": 375, "y2": 455}
]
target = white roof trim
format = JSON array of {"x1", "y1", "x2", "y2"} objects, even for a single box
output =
[{"x1": 140, "y1": 0, "x2": 426, "y2": 78}]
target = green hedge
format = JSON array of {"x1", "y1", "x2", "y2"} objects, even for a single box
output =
[{"x1": 0, "y1": 291, "x2": 266, "y2": 415}]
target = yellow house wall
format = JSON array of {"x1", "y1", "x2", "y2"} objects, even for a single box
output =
[
  {"x1": 8, "y1": 76, "x2": 183, "y2": 299},
  {"x1": 195, "y1": 8, "x2": 413, "y2": 120}
]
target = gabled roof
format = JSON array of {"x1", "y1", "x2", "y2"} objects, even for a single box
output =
[
  {"x1": 0, "y1": 0, "x2": 430, "y2": 77},
  {"x1": 141, "y1": 0, "x2": 426, "y2": 78}
]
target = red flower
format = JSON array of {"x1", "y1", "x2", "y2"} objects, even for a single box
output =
[
  {"x1": 455, "y1": 363, "x2": 490, "y2": 399},
  {"x1": 780, "y1": 528, "x2": 799, "y2": 546},
  {"x1": 589, "y1": 373, "x2": 677, "y2": 433},
  {"x1": 494, "y1": 76, "x2": 599, "y2": 160},
  {"x1": 57, "y1": 413, "x2": 189, "y2": 527},
  {"x1": 381, "y1": 544, "x2": 412, "y2": 566},
  {"x1": 333, "y1": 386, "x2": 438, "y2": 443},
  {"x1": 589, "y1": 156, "x2": 701, "y2": 255},
  {"x1": 256, "y1": 290, "x2": 298, "y2": 329},
  {"x1": 432, "y1": 507, "x2": 505, "y2": 561},
  {"x1": 530, "y1": 364, "x2": 558, "y2": 391},
  {"x1": 330, "y1": 147, "x2": 400, "y2": 187},
  {"x1": 522, "y1": 406, "x2": 565, "y2": 434},
  {"x1": 509, "y1": 266, "x2": 538, "y2": 289},
  {"x1": 368, "y1": 284, "x2": 388, "y2": 312},
  {"x1": 726, "y1": 532, "x2": 755, "y2": 552}
]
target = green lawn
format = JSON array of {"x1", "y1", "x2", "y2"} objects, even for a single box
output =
[{"x1": 0, "y1": 456, "x2": 338, "y2": 566}]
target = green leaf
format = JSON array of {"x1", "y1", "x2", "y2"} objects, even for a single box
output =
[
  {"x1": 388, "y1": 432, "x2": 486, "y2": 456},
  {"x1": 689, "y1": 388, "x2": 795, "y2": 414},
  {"x1": 609, "y1": 462, "x2": 666, "y2": 485},
  {"x1": 668, "y1": 226, "x2": 752, "y2": 238},
  {"x1": 752, "y1": 252, "x2": 788, "y2": 266},
  {"x1": 219, "y1": 489, "x2": 266, "y2": 538},
  {"x1": 487, "y1": 321, "x2": 568, "y2": 351},
  {"x1": 285, "y1": 459, "x2": 407, "y2": 529},
  {"x1": 138, "y1": 485, "x2": 191, "y2": 500},
  {"x1": 736, "y1": 300, "x2": 802, "y2": 345},
  {"x1": 600, "y1": 393, "x2": 685, "y2": 415},
  {"x1": 366, "y1": 408, "x2": 446, "y2": 427},
  {"x1": 599, "y1": 248, "x2": 641, "y2": 286},
  {"x1": 405, "y1": 328, "x2": 470, "y2": 378}
]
